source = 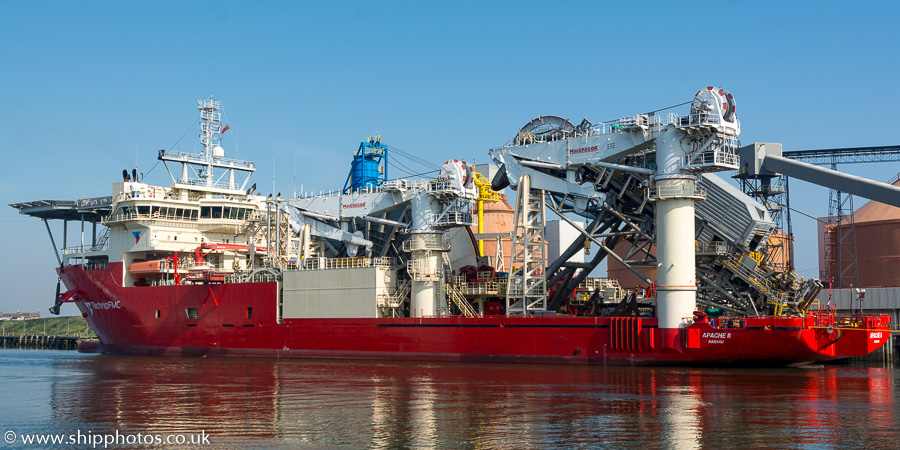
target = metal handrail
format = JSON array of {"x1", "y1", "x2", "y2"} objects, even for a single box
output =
[
  {"x1": 103, "y1": 212, "x2": 202, "y2": 224},
  {"x1": 62, "y1": 243, "x2": 109, "y2": 255},
  {"x1": 402, "y1": 235, "x2": 446, "y2": 252},
  {"x1": 430, "y1": 211, "x2": 477, "y2": 227},
  {"x1": 645, "y1": 185, "x2": 707, "y2": 201},
  {"x1": 75, "y1": 196, "x2": 113, "y2": 208},
  {"x1": 723, "y1": 253, "x2": 774, "y2": 297},
  {"x1": 159, "y1": 149, "x2": 256, "y2": 170},
  {"x1": 295, "y1": 256, "x2": 397, "y2": 271},
  {"x1": 696, "y1": 242, "x2": 728, "y2": 255},
  {"x1": 407, "y1": 258, "x2": 441, "y2": 279},
  {"x1": 684, "y1": 150, "x2": 740, "y2": 168}
]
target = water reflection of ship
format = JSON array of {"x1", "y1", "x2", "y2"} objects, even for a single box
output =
[
  {"x1": 47, "y1": 357, "x2": 895, "y2": 447},
  {"x1": 49, "y1": 356, "x2": 282, "y2": 440}
]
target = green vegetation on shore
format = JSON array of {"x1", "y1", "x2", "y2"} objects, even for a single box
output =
[{"x1": 0, "y1": 316, "x2": 95, "y2": 337}]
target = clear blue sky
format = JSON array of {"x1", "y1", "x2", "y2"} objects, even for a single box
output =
[{"x1": 2, "y1": 1, "x2": 899, "y2": 315}]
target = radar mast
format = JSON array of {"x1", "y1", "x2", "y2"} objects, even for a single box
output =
[{"x1": 158, "y1": 96, "x2": 255, "y2": 192}]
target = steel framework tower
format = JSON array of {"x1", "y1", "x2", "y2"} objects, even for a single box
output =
[
  {"x1": 506, "y1": 175, "x2": 548, "y2": 315},
  {"x1": 742, "y1": 145, "x2": 900, "y2": 288},
  {"x1": 733, "y1": 171, "x2": 793, "y2": 272}
]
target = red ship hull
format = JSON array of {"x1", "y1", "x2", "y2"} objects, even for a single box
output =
[{"x1": 61, "y1": 264, "x2": 891, "y2": 366}]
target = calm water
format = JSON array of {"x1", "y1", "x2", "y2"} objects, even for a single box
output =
[{"x1": 0, "y1": 349, "x2": 897, "y2": 449}]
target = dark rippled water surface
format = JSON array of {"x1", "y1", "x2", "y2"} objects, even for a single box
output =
[{"x1": 1, "y1": 349, "x2": 898, "y2": 448}]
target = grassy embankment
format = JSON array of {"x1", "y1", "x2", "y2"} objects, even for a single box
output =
[{"x1": 0, "y1": 316, "x2": 95, "y2": 337}]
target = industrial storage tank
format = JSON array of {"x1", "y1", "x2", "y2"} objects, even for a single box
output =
[
  {"x1": 346, "y1": 137, "x2": 388, "y2": 192},
  {"x1": 608, "y1": 242, "x2": 657, "y2": 290},
  {"x1": 819, "y1": 177, "x2": 900, "y2": 288},
  {"x1": 471, "y1": 193, "x2": 514, "y2": 272},
  {"x1": 766, "y1": 229, "x2": 794, "y2": 273}
]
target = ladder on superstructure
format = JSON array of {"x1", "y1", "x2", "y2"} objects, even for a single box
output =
[
  {"x1": 445, "y1": 283, "x2": 478, "y2": 317},
  {"x1": 506, "y1": 175, "x2": 547, "y2": 314}
]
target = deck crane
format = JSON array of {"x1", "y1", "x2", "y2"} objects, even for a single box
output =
[
  {"x1": 491, "y1": 88, "x2": 900, "y2": 332},
  {"x1": 491, "y1": 87, "x2": 746, "y2": 347}
]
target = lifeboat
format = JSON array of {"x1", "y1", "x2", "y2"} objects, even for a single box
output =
[{"x1": 129, "y1": 259, "x2": 173, "y2": 277}]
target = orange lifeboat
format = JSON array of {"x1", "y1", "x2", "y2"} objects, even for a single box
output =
[{"x1": 129, "y1": 259, "x2": 173, "y2": 277}]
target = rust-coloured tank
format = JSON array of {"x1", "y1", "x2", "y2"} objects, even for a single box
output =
[
  {"x1": 766, "y1": 229, "x2": 794, "y2": 273},
  {"x1": 607, "y1": 242, "x2": 657, "y2": 290},
  {"x1": 471, "y1": 194, "x2": 514, "y2": 272}
]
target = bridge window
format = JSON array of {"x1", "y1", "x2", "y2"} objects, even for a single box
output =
[{"x1": 186, "y1": 308, "x2": 199, "y2": 319}]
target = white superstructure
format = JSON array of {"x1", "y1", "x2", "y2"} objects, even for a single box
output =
[{"x1": 63, "y1": 98, "x2": 292, "y2": 290}]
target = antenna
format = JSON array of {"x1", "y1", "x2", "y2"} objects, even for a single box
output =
[
  {"x1": 158, "y1": 97, "x2": 255, "y2": 191},
  {"x1": 293, "y1": 155, "x2": 297, "y2": 198},
  {"x1": 198, "y1": 96, "x2": 222, "y2": 187}
]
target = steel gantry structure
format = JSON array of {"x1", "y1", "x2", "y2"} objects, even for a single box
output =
[{"x1": 736, "y1": 145, "x2": 900, "y2": 288}]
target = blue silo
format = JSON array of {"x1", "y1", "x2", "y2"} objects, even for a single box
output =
[{"x1": 343, "y1": 136, "x2": 388, "y2": 193}]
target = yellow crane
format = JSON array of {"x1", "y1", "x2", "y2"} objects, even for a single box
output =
[{"x1": 473, "y1": 171, "x2": 501, "y2": 256}]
